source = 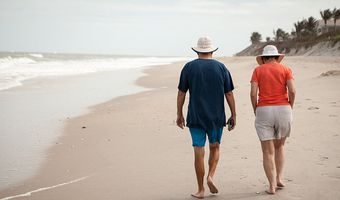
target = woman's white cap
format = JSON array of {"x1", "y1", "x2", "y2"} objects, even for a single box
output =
[
  {"x1": 192, "y1": 36, "x2": 218, "y2": 53},
  {"x1": 256, "y1": 45, "x2": 284, "y2": 65}
]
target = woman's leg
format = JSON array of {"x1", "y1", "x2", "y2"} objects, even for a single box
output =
[
  {"x1": 274, "y1": 137, "x2": 286, "y2": 187},
  {"x1": 261, "y1": 140, "x2": 277, "y2": 194}
]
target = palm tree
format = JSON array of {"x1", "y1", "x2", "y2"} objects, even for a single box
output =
[
  {"x1": 320, "y1": 9, "x2": 333, "y2": 32},
  {"x1": 273, "y1": 28, "x2": 289, "y2": 41},
  {"x1": 290, "y1": 30, "x2": 296, "y2": 38},
  {"x1": 294, "y1": 20, "x2": 306, "y2": 40},
  {"x1": 333, "y1": 8, "x2": 340, "y2": 32},
  {"x1": 305, "y1": 17, "x2": 317, "y2": 36},
  {"x1": 250, "y1": 32, "x2": 262, "y2": 44}
]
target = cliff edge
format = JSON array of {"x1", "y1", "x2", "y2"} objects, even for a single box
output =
[{"x1": 236, "y1": 40, "x2": 340, "y2": 56}]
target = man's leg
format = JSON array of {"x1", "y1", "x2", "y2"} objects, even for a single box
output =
[
  {"x1": 274, "y1": 137, "x2": 286, "y2": 187},
  {"x1": 189, "y1": 128, "x2": 206, "y2": 199},
  {"x1": 261, "y1": 140, "x2": 277, "y2": 194},
  {"x1": 206, "y1": 128, "x2": 222, "y2": 194},
  {"x1": 207, "y1": 142, "x2": 220, "y2": 194},
  {"x1": 193, "y1": 147, "x2": 205, "y2": 198}
]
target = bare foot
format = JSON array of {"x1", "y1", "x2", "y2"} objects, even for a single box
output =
[
  {"x1": 207, "y1": 176, "x2": 218, "y2": 194},
  {"x1": 277, "y1": 181, "x2": 285, "y2": 188},
  {"x1": 265, "y1": 190, "x2": 275, "y2": 195},
  {"x1": 265, "y1": 186, "x2": 276, "y2": 195},
  {"x1": 191, "y1": 190, "x2": 204, "y2": 199}
]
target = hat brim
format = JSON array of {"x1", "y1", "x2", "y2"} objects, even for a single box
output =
[
  {"x1": 256, "y1": 54, "x2": 284, "y2": 65},
  {"x1": 191, "y1": 47, "x2": 218, "y2": 53}
]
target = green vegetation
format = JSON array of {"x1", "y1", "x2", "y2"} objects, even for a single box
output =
[
  {"x1": 250, "y1": 32, "x2": 262, "y2": 44},
  {"x1": 333, "y1": 8, "x2": 340, "y2": 32},
  {"x1": 249, "y1": 7, "x2": 340, "y2": 51},
  {"x1": 320, "y1": 9, "x2": 333, "y2": 31},
  {"x1": 273, "y1": 28, "x2": 289, "y2": 42}
]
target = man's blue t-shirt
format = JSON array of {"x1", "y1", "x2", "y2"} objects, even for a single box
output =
[{"x1": 178, "y1": 58, "x2": 234, "y2": 131}]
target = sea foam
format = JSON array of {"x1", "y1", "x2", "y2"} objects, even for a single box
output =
[{"x1": 0, "y1": 54, "x2": 188, "y2": 91}]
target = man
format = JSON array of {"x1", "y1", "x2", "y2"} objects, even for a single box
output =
[{"x1": 176, "y1": 36, "x2": 236, "y2": 199}]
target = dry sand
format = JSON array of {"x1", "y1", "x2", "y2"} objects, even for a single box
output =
[{"x1": 1, "y1": 56, "x2": 340, "y2": 200}]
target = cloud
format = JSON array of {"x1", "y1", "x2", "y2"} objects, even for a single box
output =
[
  {"x1": 100, "y1": 1, "x2": 225, "y2": 15},
  {"x1": 1, "y1": 0, "x2": 340, "y2": 56}
]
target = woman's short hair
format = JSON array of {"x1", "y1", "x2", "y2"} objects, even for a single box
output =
[{"x1": 262, "y1": 56, "x2": 280, "y2": 61}]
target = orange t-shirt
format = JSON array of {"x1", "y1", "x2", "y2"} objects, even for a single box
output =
[{"x1": 251, "y1": 62, "x2": 293, "y2": 107}]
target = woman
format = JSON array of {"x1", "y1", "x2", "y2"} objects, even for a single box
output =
[{"x1": 250, "y1": 45, "x2": 296, "y2": 194}]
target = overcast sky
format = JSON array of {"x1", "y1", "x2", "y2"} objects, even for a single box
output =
[{"x1": 0, "y1": 0, "x2": 339, "y2": 56}]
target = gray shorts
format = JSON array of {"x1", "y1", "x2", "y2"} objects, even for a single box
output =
[{"x1": 255, "y1": 105, "x2": 292, "y2": 141}]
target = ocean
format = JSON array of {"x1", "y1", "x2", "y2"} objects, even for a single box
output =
[
  {"x1": 0, "y1": 52, "x2": 188, "y2": 91},
  {"x1": 0, "y1": 52, "x2": 189, "y2": 189}
]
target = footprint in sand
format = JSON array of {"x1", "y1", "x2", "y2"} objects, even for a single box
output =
[
  {"x1": 308, "y1": 106, "x2": 319, "y2": 110},
  {"x1": 320, "y1": 70, "x2": 340, "y2": 77},
  {"x1": 320, "y1": 156, "x2": 329, "y2": 161},
  {"x1": 330, "y1": 102, "x2": 340, "y2": 107}
]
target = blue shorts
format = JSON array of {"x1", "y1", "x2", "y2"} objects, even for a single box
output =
[{"x1": 189, "y1": 128, "x2": 223, "y2": 147}]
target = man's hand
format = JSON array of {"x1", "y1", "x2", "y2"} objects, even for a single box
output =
[
  {"x1": 176, "y1": 115, "x2": 185, "y2": 129},
  {"x1": 177, "y1": 90, "x2": 186, "y2": 129},
  {"x1": 227, "y1": 116, "x2": 236, "y2": 131},
  {"x1": 225, "y1": 91, "x2": 236, "y2": 131}
]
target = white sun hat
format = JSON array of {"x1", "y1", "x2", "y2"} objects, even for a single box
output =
[
  {"x1": 191, "y1": 36, "x2": 218, "y2": 53},
  {"x1": 256, "y1": 45, "x2": 284, "y2": 65}
]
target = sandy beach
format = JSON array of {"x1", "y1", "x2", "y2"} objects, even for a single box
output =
[{"x1": 1, "y1": 56, "x2": 340, "y2": 200}]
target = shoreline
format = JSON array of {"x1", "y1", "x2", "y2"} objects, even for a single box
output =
[
  {"x1": 1, "y1": 57, "x2": 340, "y2": 199},
  {"x1": 0, "y1": 60, "x2": 189, "y2": 199},
  {"x1": 0, "y1": 67, "x2": 148, "y2": 190}
]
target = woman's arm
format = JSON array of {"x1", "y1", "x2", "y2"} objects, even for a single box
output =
[
  {"x1": 250, "y1": 82, "x2": 258, "y2": 115},
  {"x1": 287, "y1": 79, "x2": 296, "y2": 109}
]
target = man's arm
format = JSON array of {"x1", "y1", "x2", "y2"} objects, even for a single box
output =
[
  {"x1": 177, "y1": 90, "x2": 186, "y2": 129},
  {"x1": 225, "y1": 91, "x2": 236, "y2": 130},
  {"x1": 250, "y1": 82, "x2": 258, "y2": 115},
  {"x1": 287, "y1": 79, "x2": 296, "y2": 109}
]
